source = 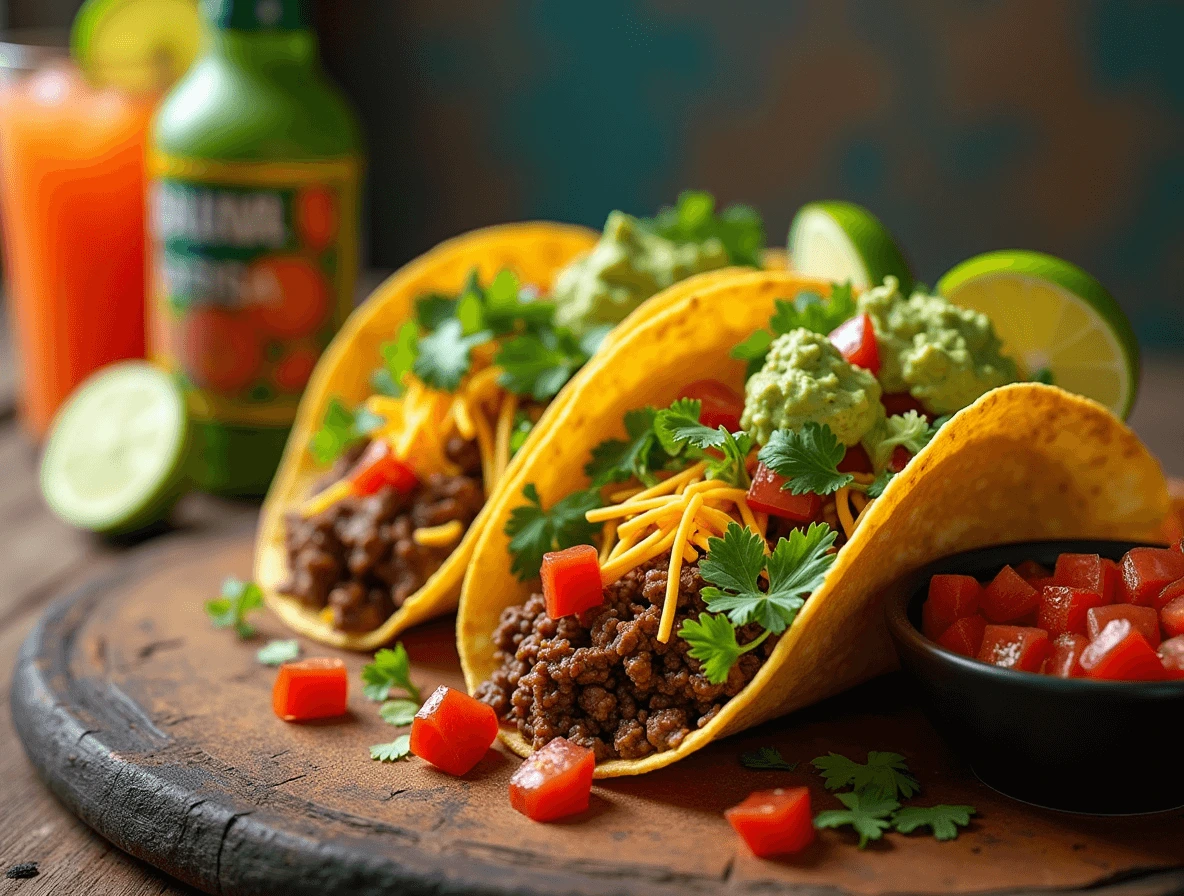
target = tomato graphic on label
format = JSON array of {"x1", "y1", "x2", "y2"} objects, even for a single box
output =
[
  {"x1": 297, "y1": 186, "x2": 337, "y2": 252},
  {"x1": 246, "y1": 256, "x2": 331, "y2": 340},
  {"x1": 272, "y1": 343, "x2": 321, "y2": 394},
  {"x1": 181, "y1": 307, "x2": 263, "y2": 394}
]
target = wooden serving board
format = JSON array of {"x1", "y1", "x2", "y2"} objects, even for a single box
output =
[{"x1": 10, "y1": 531, "x2": 1184, "y2": 896}]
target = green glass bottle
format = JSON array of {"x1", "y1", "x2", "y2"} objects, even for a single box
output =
[{"x1": 148, "y1": 0, "x2": 363, "y2": 496}]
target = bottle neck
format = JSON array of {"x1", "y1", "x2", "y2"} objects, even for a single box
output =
[{"x1": 207, "y1": 27, "x2": 318, "y2": 69}]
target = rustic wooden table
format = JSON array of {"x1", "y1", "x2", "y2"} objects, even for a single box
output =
[{"x1": 1, "y1": 305, "x2": 1182, "y2": 894}]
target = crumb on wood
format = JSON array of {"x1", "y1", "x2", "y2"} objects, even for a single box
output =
[{"x1": 5, "y1": 862, "x2": 39, "y2": 880}]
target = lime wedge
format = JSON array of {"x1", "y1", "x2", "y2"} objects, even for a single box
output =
[
  {"x1": 937, "y1": 250, "x2": 1140, "y2": 419},
  {"x1": 70, "y1": 0, "x2": 202, "y2": 92},
  {"x1": 788, "y1": 200, "x2": 914, "y2": 293},
  {"x1": 41, "y1": 362, "x2": 191, "y2": 535}
]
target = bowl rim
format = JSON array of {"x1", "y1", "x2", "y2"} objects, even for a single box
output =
[{"x1": 884, "y1": 538, "x2": 1184, "y2": 697}]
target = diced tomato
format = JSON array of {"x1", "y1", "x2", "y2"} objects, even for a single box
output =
[
  {"x1": 1161, "y1": 594, "x2": 1184, "y2": 639},
  {"x1": 350, "y1": 440, "x2": 419, "y2": 496},
  {"x1": 1038, "y1": 586, "x2": 1104, "y2": 638},
  {"x1": 541, "y1": 545, "x2": 603, "y2": 618},
  {"x1": 1087, "y1": 604, "x2": 1160, "y2": 648},
  {"x1": 1157, "y1": 636, "x2": 1184, "y2": 678},
  {"x1": 977, "y1": 625, "x2": 1051, "y2": 672},
  {"x1": 837, "y1": 444, "x2": 873, "y2": 474},
  {"x1": 922, "y1": 574, "x2": 983, "y2": 640},
  {"x1": 1052, "y1": 553, "x2": 1117, "y2": 604},
  {"x1": 980, "y1": 566, "x2": 1040, "y2": 623},
  {"x1": 508, "y1": 737, "x2": 595, "y2": 822},
  {"x1": 272, "y1": 658, "x2": 348, "y2": 722},
  {"x1": 936, "y1": 614, "x2": 987, "y2": 657},
  {"x1": 680, "y1": 379, "x2": 745, "y2": 433},
  {"x1": 1014, "y1": 560, "x2": 1051, "y2": 582},
  {"x1": 887, "y1": 445, "x2": 912, "y2": 474},
  {"x1": 410, "y1": 686, "x2": 499, "y2": 776},
  {"x1": 881, "y1": 392, "x2": 930, "y2": 419},
  {"x1": 1047, "y1": 634, "x2": 1089, "y2": 678},
  {"x1": 725, "y1": 787, "x2": 814, "y2": 857},
  {"x1": 1119, "y1": 547, "x2": 1184, "y2": 608},
  {"x1": 1079, "y1": 620, "x2": 1165, "y2": 681},
  {"x1": 746, "y1": 463, "x2": 821, "y2": 522},
  {"x1": 828, "y1": 313, "x2": 880, "y2": 374}
]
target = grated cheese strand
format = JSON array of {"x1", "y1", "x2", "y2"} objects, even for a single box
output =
[
  {"x1": 586, "y1": 493, "x2": 683, "y2": 523},
  {"x1": 301, "y1": 478, "x2": 355, "y2": 518},
  {"x1": 494, "y1": 392, "x2": 518, "y2": 482},
  {"x1": 657, "y1": 494, "x2": 703, "y2": 643},
  {"x1": 621, "y1": 462, "x2": 708, "y2": 504},
  {"x1": 835, "y1": 486, "x2": 857, "y2": 540},
  {"x1": 599, "y1": 519, "x2": 619, "y2": 564},
  {"x1": 600, "y1": 527, "x2": 678, "y2": 585},
  {"x1": 697, "y1": 504, "x2": 741, "y2": 535},
  {"x1": 616, "y1": 497, "x2": 688, "y2": 540},
  {"x1": 471, "y1": 401, "x2": 497, "y2": 494},
  {"x1": 451, "y1": 394, "x2": 476, "y2": 441},
  {"x1": 412, "y1": 519, "x2": 464, "y2": 548},
  {"x1": 683, "y1": 478, "x2": 733, "y2": 497}
]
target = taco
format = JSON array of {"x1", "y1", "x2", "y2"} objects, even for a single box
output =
[
  {"x1": 458, "y1": 270, "x2": 1170, "y2": 777},
  {"x1": 255, "y1": 194, "x2": 769, "y2": 649}
]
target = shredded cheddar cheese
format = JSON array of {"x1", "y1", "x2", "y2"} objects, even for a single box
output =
[
  {"x1": 494, "y1": 392, "x2": 518, "y2": 482},
  {"x1": 412, "y1": 519, "x2": 464, "y2": 548},
  {"x1": 301, "y1": 478, "x2": 355, "y2": 518},
  {"x1": 658, "y1": 493, "x2": 703, "y2": 643}
]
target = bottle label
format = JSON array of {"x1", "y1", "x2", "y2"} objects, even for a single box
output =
[{"x1": 147, "y1": 153, "x2": 360, "y2": 427}]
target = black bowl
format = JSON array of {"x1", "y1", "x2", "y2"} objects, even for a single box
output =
[{"x1": 885, "y1": 539, "x2": 1184, "y2": 815}]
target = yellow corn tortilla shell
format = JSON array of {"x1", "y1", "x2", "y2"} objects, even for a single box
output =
[{"x1": 458, "y1": 269, "x2": 1170, "y2": 777}]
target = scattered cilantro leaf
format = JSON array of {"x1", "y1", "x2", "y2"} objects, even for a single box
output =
[
  {"x1": 205, "y1": 578, "x2": 263, "y2": 639},
  {"x1": 497, "y1": 327, "x2": 588, "y2": 400},
  {"x1": 814, "y1": 790, "x2": 900, "y2": 848},
  {"x1": 415, "y1": 294, "x2": 458, "y2": 330},
  {"x1": 483, "y1": 269, "x2": 556, "y2": 333},
  {"x1": 370, "y1": 734, "x2": 412, "y2": 763},
  {"x1": 642, "y1": 190, "x2": 765, "y2": 267},
  {"x1": 374, "y1": 321, "x2": 419, "y2": 397},
  {"x1": 361, "y1": 644, "x2": 421, "y2": 703},
  {"x1": 504, "y1": 484, "x2": 603, "y2": 580},
  {"x1": 256, "y1": 639, "x2": 300, "y2": 666},
  {"x1": 584, "y1": 407, "x2": 676, "y2": 487},
  {"x1": 379, "y1": 698, "x2": 421, "y2": 727},
  {"x1": 866, "y1": 469, "x2": 894, "y2": 499},
  {"x1": 770, "y1": 283, "x2": 856, "y2": 336},
  {"x1": 892, "y1": 805, "x2": 976, "y2": 841},
  {"x1": 812, "y1": 751, "x2": 919, "y2": 800},
  {"x1": 730, "y1": 329, "x2": 773, "y2": 379},
  {"x1": 508, "y1": 411, "x2": 534, "y2": 457},
  {"x1": 651, "y1": 399, "x2": 753, "y2": 487},
  {"x1": 740, "y1": 746, "x2": 797, "y2": 771},
  {"x1": 309, "y1": 397, "x2": 364, "y2": 464},
  {"x1": 678, "y1": 611, "x2": 767, "y2": 685},
  {"x1": 758, "y1": 422, "x2": 852, "y2": 496},
  {"x1": 413, "y1": 318, "x2": 492, "y2": 391}
]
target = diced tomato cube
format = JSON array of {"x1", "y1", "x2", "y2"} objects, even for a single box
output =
[
  {"x1": 1079, "y1": 620, "x2": 1165, "y2": 681},
  {"x1": 881, "y1": 392, "x2": 930, "y2": 419},
  {"x1": 837, "y1": 444, "x2": 872, "y2": 474},
  {"x1": 746, "y1": 463, "x2": 821, "y2": 522},
  {"x1": 272, "y1": 658, "x2": 348, "y2": 722},
  {"x1": 725, "y1": 787, "x2": 814, "y2": 857},
  {"x1": 1157, "y1": 636, "x2": 1184, "y2": 678},
  {"x1": 679, "y1": 379, "x2": 745, "y2": 433},
  {"x1": 1119, "y1": 547, "x2": 1184, "y2": 608},
  {"x1": 410, "y1": 686, "x2": 499, "y2": 776},
  {"x1": 1014, "y1": 560, "x2": 1051, "y2": 582},
  {"x1": 508, "y1": 737, "x2": 595, "y2": 822},
  {"x1": 1047, "y1": 634, "x2": 1089, "y2": 678},
  {"x1": 936, "y1": 614, "x2": 987, "y2": 657},
  {"x1": 350, "y1": 440, "x2": 419, "y2": 496},
  {"x1": 980, "y1": 566, "x2": 1040, "y2": 623},
  {"x1": 1161, "y1": 594, "x2": 1184, "y2": 639},
  {"x1": 887, "y1": 445, "x2": 912, "y2": 474},
  {"x1": 1087, "y1": 604, "x2": 1160, "y2": 648},
  {"x1": 829, "y1": 313, "x2": 880, "y2": 374},
  {"x1": 1052, "y1": 553, "x2": 1117, "y2": 604},
  {"x1": 541, "y1": 544, "x2": 603, "y2": 618},
  {"x1": 977, "y1": 625, "x2": 1051, "y2": 672},
  {"x1": 922, "y1": 574, "x2": 982, "y2": 640},
  {"x1": 1038, "y1": 586, "x2": 1104, "y2": 638}
]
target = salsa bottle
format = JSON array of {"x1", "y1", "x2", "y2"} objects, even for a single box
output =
[{"x1": 147, "y1": 0, "x2": 362, "y2": 495}]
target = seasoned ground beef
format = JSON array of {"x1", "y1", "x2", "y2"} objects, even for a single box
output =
[
  {"x1": 476, "y1": 554, "x2": 778, "y2": 761},
  {"x1": 279, "y1": 436, "x2": 485, "y2": 632}
]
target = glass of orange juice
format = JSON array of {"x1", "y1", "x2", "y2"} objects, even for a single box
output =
[{"x1": 0, "y1": 32, "x2": 156, "y2": 439}]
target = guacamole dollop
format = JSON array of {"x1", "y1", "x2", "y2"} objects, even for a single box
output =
[
  {"x1": 857, "y1": 277, "x2": 1018, "y2": 414},
  {"x1": 741, "y1": 328, "x2": 883, "y2": 446},
  {"x1": 552, "y1": 211, "x2": 730, "y2": 336}
]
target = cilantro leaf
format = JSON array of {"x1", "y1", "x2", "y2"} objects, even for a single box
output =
[
  {"x1": 1030, "y1": 366, "x2": 1055, "y2": 386},
  {"x1": 862, "y1": 411, "x2": 937, "y2": 471},
  {"x1": 309, "y1": 397, "x2": 364, "y2": 465},
  {"x1": 379, "y1": 698, "x2": 421, "y2": 727},
  {"x1": 508, "y1": 411, "x2": 534, "y2": 457},
  {"x1": 812, "y1": 751, "x2": 920, "y2": 800},
  {"x1": 642, "y1": 190, "x2": 765, "y2": 267},
  {"x1": 584, "y1": 407, "x2": 677, "y2": 487},
  {"x1": 361, "y1": 644, "x2": 421, "y2": 703},
  {"x1": 770, "y1": 283, "x2": 857, "y2": 336},
  {"x1": 758, "y1": 422, "x2": 852, "y2": 496},
  {"x1": 730, "y1": 329, "x2": 773, "y2": 379},
  {"x1": 866, "y1": 469, "x2": 894, "y2": 499},
  {"x1": 205, "y1": 577, "x2": 263, "y2": 639},
  {"x1": 740, "y1": 746, "x2": 797, "y2": 771},
  {"x1": 415, "y1": 294, "x2": 459, "y2": 330},
  {"x1": 483, "y1": 268, "x2": 557, "y2": 333},
  {"x1": 374, "y1": 321, "x2": 418, "y2": 397},
  {"x1": 679, "y1": 612, "x2": 744, "y2": 684},
  {"x1": 496, "y1": 327, "x2": 587, "y2": 400},
  {"x1": 892, "y1": 805, "x2": 976, "y2": 841},
  {"x1": 369, "y1": 734, "x2": 412, "y2": 763},
  {"x1": 413, "y1": 318, "x2": 492, "y2": 391},
  {"x1": 256, "y1": 639, "x2": 300, "y2": 666},
  {"x1": 814, "y1": 790, "x2": 900, "y2": 848},
  {"x1": 504, "y1": 484, "x2": 603, "y2": 580},
  {"x1": 651, "y1": 399, "x2": 753, "y2": 487}
]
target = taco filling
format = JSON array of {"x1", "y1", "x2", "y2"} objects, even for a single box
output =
[
  {"x1": 279, "y1": 194, "x2": 764, "y2": 633},
  {"x1": 477, "y1": 276, "x2": 1021, "y2": 760}
]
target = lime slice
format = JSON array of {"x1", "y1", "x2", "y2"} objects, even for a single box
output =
[
  {"x1": 937, "y1": 250, "x2": 1140, "y2": 419},
  {"x1": 71, "y1": 0, "x2": 202, "y2": 92},
  {"x1": 788, "y1": 200, "x2": 914, "y2": 293},
  {"x1": 41, "y1": 362, "x2": 191, "y2": 535}
]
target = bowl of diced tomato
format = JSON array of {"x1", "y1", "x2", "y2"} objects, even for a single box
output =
[{"x1": 885, "y1": 540, "x2": 1184, "y2": 815}]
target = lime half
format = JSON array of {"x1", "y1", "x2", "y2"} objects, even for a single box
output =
[
  {"x1": 937, "y1": 250, "x2": 1140, "y2": 419},
  {"x1": 71, "y1": 0, "x2": 202, "y2": 92},
  {"x1": 788, "y1": 200, "x2": 914, "y2": 293},
  {"x1": 41, "y1": 362, "x2": 191, "y2": 534}
]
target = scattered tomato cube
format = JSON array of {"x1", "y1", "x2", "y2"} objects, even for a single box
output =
[
  {"x1": 272, "y1": 658, "x2": 348, "y2": 722},
  {"x1": 349, "y1": 440, "x2": 418, "y2": 496},
  {"x1": 977, "y1": 625, "x2": 1050, "y2": 672},
  {"x1": 936, "y1": 614, "x2": 987, "y2": 657},
  {"x1": 725, "y1": 787, "x2": 814, "y2": 858},
  {"x1": 509, "y1": 737, "x2": 595, "y2": 822},
  {"x1": 679, "y1": 380, "x2": 745, "y2": 433},
  {"x1": 1014, "y1": 560, "x2": 1051, "y2": 582},
  {"x1": 541, "y1": 544, "x2": 604, "y2": 618},
  {"x1": 1157, "y1": 636, "x2": 1184, "y2": 678},
  {"x1": 746, "y1": 463, "x2": 821, "y2": 522},
  {"x1": 410, "y1": 685, "x2": 499, "y2": 775},
  {"x1": 1087, "y1": 604, "x2": 1160, "y2": 648},
  {"x1": 1079, "y1": 620, "x2": 1165, "y2": 681},
  {"x1": 1047, "y1": 634, "x2": 1089, "y2": 678},
  {"x1": 1161, "y1": 594, "x2": 1184, "y2": 640},
  {"x1": 1053, "y1": 553, "x2": 1117, "y2": 604},
  {"x1": 922, "y1": 575, "x2": 983, "y2": 640},
  {"x1": 1119, "y1": 547, "x2": 1184, "y2": 608},
  {"x1": 980, "y1": 565, "x2": 1040, "y2": 623},
  {"x1": 1038, "y1": 586, "x2": 1104, "y2": 638},
  {"x1": 829, "y1": 313, "x2": 880, "y2": 374}
]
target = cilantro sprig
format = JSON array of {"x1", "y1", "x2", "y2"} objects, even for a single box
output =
[
  {"x1": 642, "y1": 190, "x2": 765, "y2": 268},
  {"x1": 814, "y1": 790, "x2": 900, "y2": 848},
  {"x1": 653, "y1": 399, "x2": 754, "y2": 487},
  {"x1": 584, "y1": 407, "x2": 679, "y2": 487},
  {"x1": 504, "y1": 484, "x2": 603, "y2": 580},
  {"x1": 892, "y1": 805, "x2": 976, "y2": 841},
  {"x1": 758, "y1": 422, "x2": 852, "y2": 496},
  {"x1": 813, "y1": 751, "x2": 919, "y2": 800},
  {"x1": 370, "y1": 735, "x2": 412, "y2": 763},
  {"x1": 205, "y1": 578, "x2": 264, "y2": 639},
  {"x1": 256, "y1": 639, "x2": 300, "y2": 666},
  {"x1": 378, "y1": 698, "x2": 420, "y2": 727},
  {"x1": 740, "y1": 746, "x2": 797, "y2": 771},
  {"x1": 309, "y1": 397, "x2": 384, "y2": 465},
  {"x1": 680, "y1": 612, "x2": 768, "y2": 685},
  {"x1": 730, "y1": 283, "x2": 856, "y2": 377},
  {"x1": 361, "y1": 644, "x2": 421, "y2": 703}
]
